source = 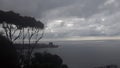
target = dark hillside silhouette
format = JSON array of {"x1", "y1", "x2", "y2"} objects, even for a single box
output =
[{"x1": 0, "y1": 34, "x2": 18, "y2": 68}]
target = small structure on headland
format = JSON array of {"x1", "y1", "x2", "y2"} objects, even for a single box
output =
[{"x1": 49, "y1": 42, "x2": 53, "y2": 46}]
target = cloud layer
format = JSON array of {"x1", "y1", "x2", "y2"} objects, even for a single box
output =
[
  {"x1": 0, "y1": 0, "x2": 120, "y2": 39},
  {"x1": 43, "y1": 0, "x2": 120, "y2": 39}
]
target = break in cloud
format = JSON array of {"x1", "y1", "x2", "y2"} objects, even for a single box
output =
[{"x1": 0, "y1": 0, "x2": 120, "y2": 40}]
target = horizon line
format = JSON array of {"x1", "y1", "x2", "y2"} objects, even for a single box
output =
[
  {"x1": 40, "y1": 36, "x2": 120, "y2": 41},
  {"x1": 15, "y1": 36, "x2": 120, "y2": 42}
]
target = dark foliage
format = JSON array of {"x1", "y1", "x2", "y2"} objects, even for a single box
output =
[
  {"x1": 0, "y1": 10, "x2": 44, "y2": 29},
  {"x1": 0, "y1": 34, "x2": 18, "y2": 68},
  {"x1": 23, "y1": 52, "x2": 68, "y2": 68}
]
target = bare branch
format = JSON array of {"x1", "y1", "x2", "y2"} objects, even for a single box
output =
[
  {"x1": 8, "y1": 24, "x2": 12, "y2": 40},
  {"x1": 2, "y1": 23, "x2": 9, "y2": 38},
  {"x1": 35, "y1": 30, "x2": 44, "y2": 44},
  {"x1": 11, "y1": 29, "x2": 17, "y2": 37},
  {"x1": 13, "y1": 30, "x2": 22, "y2": 42},
  {"x1": 28, "y1": 30, "x2": 44, "y2": 60}
]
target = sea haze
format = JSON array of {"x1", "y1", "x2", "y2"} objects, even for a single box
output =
[{"x1": 35, "y1": 40, "x2": 120, "y2": 68}]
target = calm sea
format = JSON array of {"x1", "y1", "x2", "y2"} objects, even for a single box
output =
[{"x1": 35, "y1": 40, "x2": 120, "y2": 68}]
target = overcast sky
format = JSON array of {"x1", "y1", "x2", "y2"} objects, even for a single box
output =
[{"x1": 1, "y1": 0, "x2": 120, "y2": 40}]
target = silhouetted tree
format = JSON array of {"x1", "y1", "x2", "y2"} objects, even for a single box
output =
[
  {"x1": 0, "y1": 10, "x2": 44, "y2": 42},
  {"x1": 0, "y1": 10, "x2": 68, "y2": 68},
  {"x1": 0, "y1": 10, "x2": 44, "y2": 68}
]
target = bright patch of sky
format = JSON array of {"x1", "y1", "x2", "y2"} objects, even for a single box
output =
[{"x1": 40, "y1": 0, "x2": 120, "y2": 40}]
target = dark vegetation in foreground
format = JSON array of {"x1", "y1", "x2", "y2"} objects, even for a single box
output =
[
  {"x1": 0, "y1": 34, "x2": 68, "y2": 68},
  {"x1": 0, "y1": 10, "x2": 68, "y2": 68}
]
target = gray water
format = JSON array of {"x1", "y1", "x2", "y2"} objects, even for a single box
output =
[{"x1": 35, "y1": 40, "x2": 120, "y2": 68}]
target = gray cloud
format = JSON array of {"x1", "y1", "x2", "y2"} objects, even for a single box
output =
[
  {"x1": 0, "y1": 0, "x2": 120, "y2": 39},
  {"x1": 0, "y1": 0, "x2": 78, "y2": 18}
]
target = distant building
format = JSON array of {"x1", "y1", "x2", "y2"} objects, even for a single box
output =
[{"x1": 49, "y1": 42, "x2": 53, "y2": 46}]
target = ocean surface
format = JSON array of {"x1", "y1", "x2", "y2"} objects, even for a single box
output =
[{"x1": 35, "y1": 40, "x2": 120, "y2": 68}]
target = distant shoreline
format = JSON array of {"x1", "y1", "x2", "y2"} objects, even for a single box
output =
[{"x1": 14, "y1": 43, "x2": 59, "y2": 49}]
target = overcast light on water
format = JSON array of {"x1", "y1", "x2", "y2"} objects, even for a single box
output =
[{"x1": 35, "y1": 40, "x2": 120, "y2": 68}]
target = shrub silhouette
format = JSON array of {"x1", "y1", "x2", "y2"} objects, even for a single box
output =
[{"x1": 23, "y1": 52, "x2": 68, "y2": 68}]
